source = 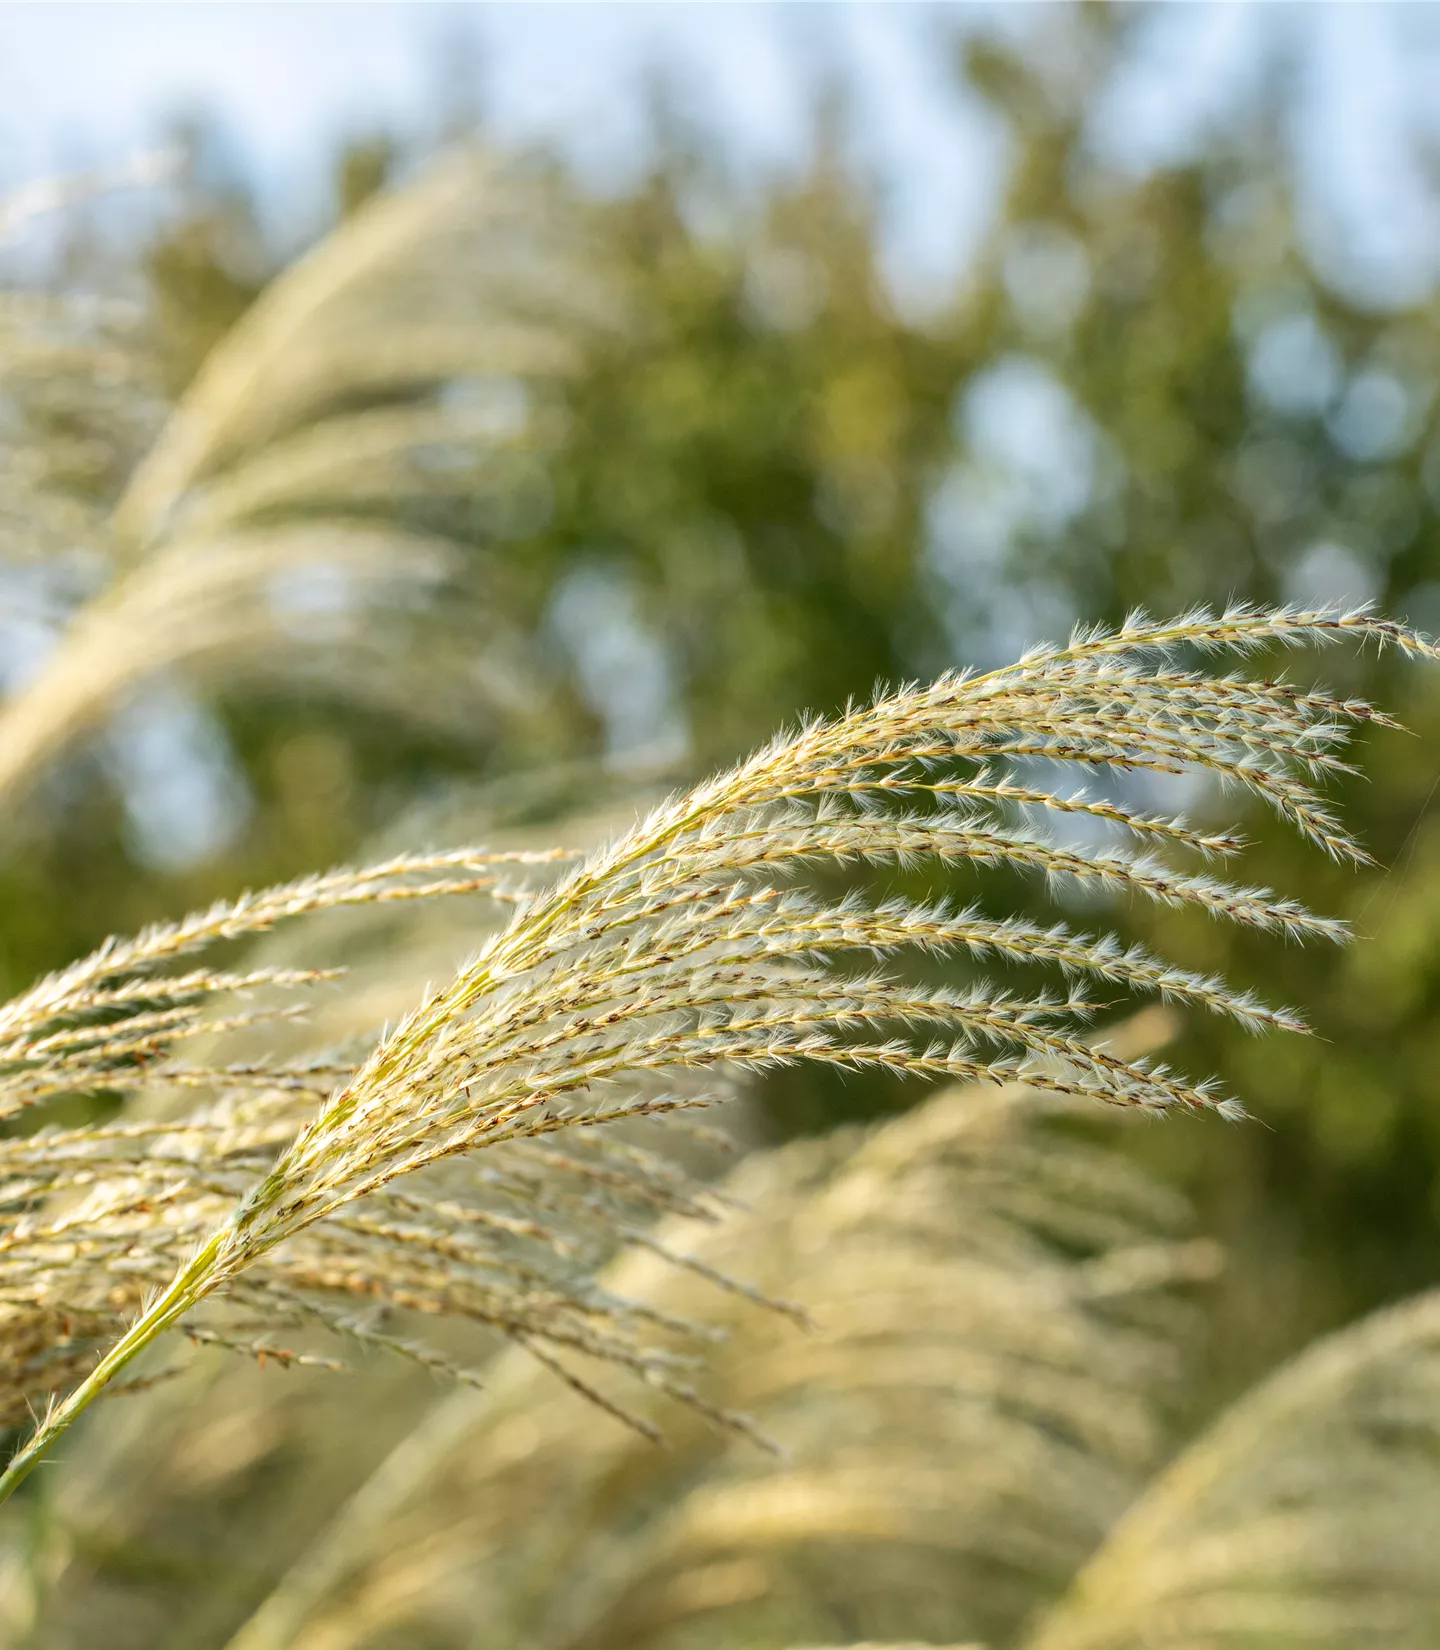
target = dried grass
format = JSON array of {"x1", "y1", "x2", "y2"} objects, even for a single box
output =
[
  {"x1": 0, "y1": 146, "x2": 614, "y2": 809},
  {"x1": 0, "y1": 845, "x2": 712, "y2": 1432},
  {"x1": 1024, "y1": 1290, "x2": 1440, "y2": 1649},
  {"x1": 220, "y1": 1032, "x2": 1210, "y2": 1650},
  {"x1": 1, "y1": 604, "x2": 1429, "y2": 1513}
]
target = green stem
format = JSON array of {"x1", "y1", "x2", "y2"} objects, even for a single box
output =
[{"x1": 0, "y1": 1227, "x2": 228, "y2": 1504}]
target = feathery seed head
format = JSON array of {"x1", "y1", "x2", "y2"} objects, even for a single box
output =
[{"x1": 0, "y1": 605, "x2": 1435, "y2": 1499}]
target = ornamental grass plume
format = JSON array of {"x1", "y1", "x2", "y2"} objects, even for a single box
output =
[
  {"x1": 1, "y1": 157, "x2": 177, "y2": 570},
  {"x1": 0, "y1": 146, "x2": 616, "y2": 809},
  {"x1": 0, "y1": 603, "x2": 1435, "y2": 1503},
  {"x1": 1022, "y1": 1290, "x2": 1440, "y2": 1650},
  {"x1": 0, "y1": 152, "x2": 177, "y2": 247},
  {"x1": 0, "y1": 848, "x2": 589, "y2": 1426},
  {"x1": 0, "y1": 289, "x2": 168, "y2": 566},
  {"x1": 218, "y1": 1037, "x2": 1213, "y2": 1650}
]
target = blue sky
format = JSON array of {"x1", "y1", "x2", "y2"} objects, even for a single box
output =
[{"x1": 3, "y1": 4, "x2": 1439, "y2": 312}]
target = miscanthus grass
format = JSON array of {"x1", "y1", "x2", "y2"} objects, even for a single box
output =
[
  {"x1": 0, "y1": 603, "x2": 1435, "y2": 1502},
  {"x1": 0, "y1": 849, "x2": 584, "y2": 1424},
  {"x1": 221, "y1": 1033, "x2": 1210, "y2": 1650},
  {"x1": 1024, "y1": 1290, "x2": 1440, "y2": 1650},
  {"x1": 0, "y1": 149, "x2": 612, "y2": 809}
]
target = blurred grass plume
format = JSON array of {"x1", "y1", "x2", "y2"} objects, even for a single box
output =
[
  {"x1": 214, "y1": 1036, "x2": 1212, "y2": 1650},
  {"x1": 0, "y1": 146, "x2": 614, "y2": 811},
  {"x1": 1025, "y1": 1289, "x2": 1440, "y2": 1650}
]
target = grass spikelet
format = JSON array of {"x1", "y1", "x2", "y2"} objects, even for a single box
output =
[
  {"x1": 0, "y1": 605, "x2": 1432, "y2": 1501},
  {"x1": 0, "y1": 849, "x2": 570, "y2": 1117}
]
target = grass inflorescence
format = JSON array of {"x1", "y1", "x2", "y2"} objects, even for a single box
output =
[{"x1": 0, "y1": 603, "x2": 1435, "y2": 1503}]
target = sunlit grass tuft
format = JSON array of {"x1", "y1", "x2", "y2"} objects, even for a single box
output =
[{"x1": 0, "y1": 604, "x2": 1434, "y2": 1505}]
